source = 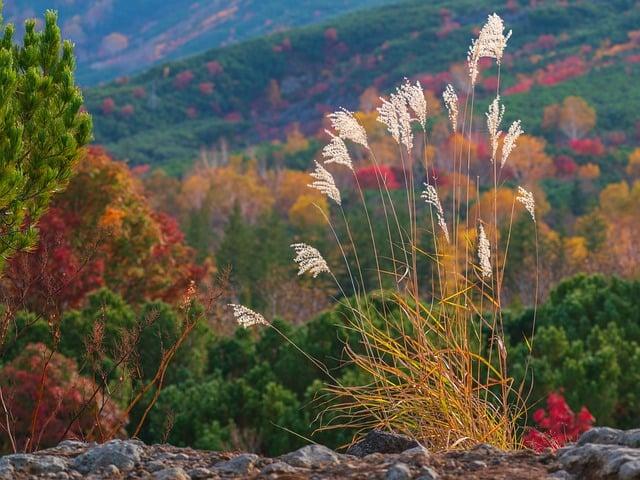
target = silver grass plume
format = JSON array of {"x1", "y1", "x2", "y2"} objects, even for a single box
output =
[
  {"x1": 228, "y1": 304, "x2": 269, "y2": 328},
  {"x1": 377, "y1": 89, "x2": 413, "y2": 151},
  {"x1": 421, "y1": 183, "x2": 449, "y2": 243},
  {"x1": 309, "y1": 160, "x2": 341, "y2": 205},
  {"x1": 291, "y1": 243, "x2": 331, "y2": 277},
  {"x1": 399, "y1": 79, "x2": 427, "y2": 129},
  {"x1": 486, "y1": 96, "x2": 505, "y2": 163},
  {"x1": 328, "y1": 108, "x2": 369, "y2": 149},
  {"x1": 443, "y1": 84, "x2": 459, "y2": 132},
  {"x1": 516, "y1": 186, "x2": 536, "y2": 222},
  {"x1": 467, "y1": 13, "x2": 512, "y2": 86},
  {"x1": 322, "y1": 132, "x2": 353, "y2": 170},
  {"x1": 501, "y1": 120, "x2": 523, "y2": 167},
  {"x1": 477, "y1": 224, "x2": 492, "y2": 279}
]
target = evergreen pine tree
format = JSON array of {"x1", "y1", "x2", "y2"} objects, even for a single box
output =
[{"x1": 0, "y1": 4, "x2": 91, "y2": 270}]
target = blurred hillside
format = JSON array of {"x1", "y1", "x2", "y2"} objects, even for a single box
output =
[
  {"x1": 5, "y1": 0, "x2": 396, "y2": 84},
  {"x1": 80, "y1": 0, "x2": 640, "y2": 172}
]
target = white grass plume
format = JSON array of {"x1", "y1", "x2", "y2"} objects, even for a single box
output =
[
  {"x1": 291, "y1": 243, "x2": 331, "y2": 277},
  {"x1": 228, "y1": 304, "x2": 269, "y2": 328},
  {"x1": 516, "y1": 186, "x2": 536, "y2": 222},
  {"x1": 322, "y1": 132, "x2": 353, "y2": 170},
  {"x1": 468, "y1": 13, "x2": 512, "y2": 86},
  {"x1": 328, "y1": 108, "x2": 369, "y2": 149},
  {"x1": 501, "y1": 120, "x2": 523, "y2": 167},
  {"x1": 377, "y1": 90, "x2": 413, "y2": 151},
  {"x1": 478, "y1": 224, "x2": 492, "y2": 279},
  {"x1": 443, "y1": 84, "x2": 459, "y2": 132},
  {"x1": 421, "y1": 183, "x2": 450, "y2": 243},
  {"x1": 399, "y1": 79, "x2": 427, "y2": 129},
  {"x1": 486, "y1": 96, "x2": 505, "y2": 163},
  {"x1": 309, "y1": 161, "x2": 341, "y2": 205}
]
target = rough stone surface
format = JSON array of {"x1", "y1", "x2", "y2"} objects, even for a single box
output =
[
  {"x1": 153, "y1": 466, "x2": 190, "y2": 480},
  {"x1": 72, "y1": 439, "x2": 142, "y2": 473},
  {"x1": 386, "y1": 462, "x2": 412, "y2": 480},
  {"x1": 0, "y1": 454, "x2": 67, "y2": 475},
  {"x1": 280, "y1": 444, "x2": 342, "y2": 468},
  {"x1": 347, "y1": 430, "x2": 420, "y2": 457},
  {"x1": 2, "y1": 428, "x2": 640, "y2": 478},
  {"x1": 214, "y1": 452, "x2": 260, "y2": 474}
]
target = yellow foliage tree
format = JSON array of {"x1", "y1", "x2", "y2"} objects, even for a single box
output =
[
  {"x1": 626, "y1": 148, "x2": 640, "y2": 178},
  {"x1": 507, "y1": 135, "x2": 555, "y2": 182}
]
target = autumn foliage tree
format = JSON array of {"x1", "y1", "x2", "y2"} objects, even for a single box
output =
[
  {"x1": 543, "y1": 96, "x2": 596, "y2": 140},
  {"x1": 3, "y1": 147, "x2": 207, "y2": 312},
  {"x1": 0, "y1": 343, "x2": 127, "y2": 452},
  {"x1": 0, "y1": 7, "x2": 92, "y2": 271}
]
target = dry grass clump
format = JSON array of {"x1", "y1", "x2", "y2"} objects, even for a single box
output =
[{"x1": 230, "y1": 13, "x2": 537, "y2": 451}]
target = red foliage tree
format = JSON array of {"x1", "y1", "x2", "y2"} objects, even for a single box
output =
[
  {"x1": 537, "y1": 56, "x2": 587, "y2": 86},
  {"x1": 174, "y1": 70, "x2": 194, "y2": 89},
  {"x1": 199, "y1": 82, "x2": 214, "y2": 95},
  {"x1": 523, "y1": 392, "x2": 594, "y2": 452},
  {"x1": 569, "y1": 138, "x2": 605, "y2": 156},
  {"x1": 3, "y1": 208, "x2": 105, "y2": 315},
  {"x1": 504, "y1": 77, "x2": 534, "y2": 95},
  {"x1": 355, "y1": 165, "x2": 401, "y2": 190},
  {"x1": 101, "y1": 98, "x2": 115, "y2": 115},
  {"x1": 324, "y1": 27, "x2": 338, "y2": 43},
  {"x1": 132, "y1": 87, "x2": 146, "y2": 99},
  {"x1": 120, "y1": 104, "x2": 135, "y2": 117},
  {"x1": 554, "y1": 155, "x2": 578, "y2": 176},
  {"x1": 0, "y1": 343, "x2": 127, "y2": 452},
  {"x1": 206, "y1": 60, "x2": 223, "y2": 76}
]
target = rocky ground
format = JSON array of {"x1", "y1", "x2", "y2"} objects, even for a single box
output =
[{"x1": 0, "y1": 428, "x2": 638, "y2": 479}]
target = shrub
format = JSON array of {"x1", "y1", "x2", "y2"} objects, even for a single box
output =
[
  {"x1": 507, "y1": 275, "x2": 640, "y2": 427},
  {"x1": 523, "y1": 392, "x2": 594, "y2": 452},
  {"x1": 0, "y1": 343, "x2": 127, "y2": 452}
]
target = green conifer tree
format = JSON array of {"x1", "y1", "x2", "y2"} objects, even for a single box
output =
[{"x1": 0, "y1": 4, "x2": 91, "y2": 270}]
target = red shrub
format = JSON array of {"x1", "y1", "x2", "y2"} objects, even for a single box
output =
[
  {"x1": 101, "y1": 98, "x2": 115, "y2": 115},
  {"x1": 537, "y1": 56, "x2": 587, "y2": 86},
  {"x1": 120, "y1": 104, "x2": 135, "y2": 117},
  {"x1": 504, "y1": 77, "x2": 534, "y2": 95},
  {"x1": 206, "y1": 60, "x2": 223, "y2": 76},
  {"x1": 355, "y1": 165, "x2": 401, "y2": 190},
  {"x1": 174, "y1": 70, "x2": 194, "y2": 89},
  {"x1": 132, "y1": 87, "x2": 146, "y2": 99},
  {"x1": 199, "y1": 82, "x2": 214, "y2": 95},
  {"x1": 524, "y1": 392, "x2": 594, "y2": 452},
  {"x1": 0, "y1": 343, "x2": 127, "y2": 451},
  {"x1": 324, "y1": 27, "x2": 338, "y2": 42},
  {"x1": 482, "y1": 75, "x2": 499, "y2": 91},
  {"x1": 554, "y1": 155, "x2": 578, "y2": 176},
  {"x1": 569, "y1": 138, "x2": 605, "y2": 156}
]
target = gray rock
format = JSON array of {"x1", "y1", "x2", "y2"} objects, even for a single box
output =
[
  {"x1": 347, "y1": 430, "x2": 420, "y2": 457},
  {"x1": 147, "y1": 460, "x2": 167, "y2": 472},
  {"x1": 72, "y1": 439, "x2": 143, "y2": 474},
  {"x1": 622, "y1": 430, "x2": 640, "y2": 448},
  {"x1": 187, "y1": 467, "x2": 214, "y2": 479},
  {"x1": 417, "y1": 466, "x2": 440, "y2": 480},
  {"x1": 548, "y1": 471, "x2": 575, "y2": 480},
  {"x1": 280, "y1": 444, "x2": 341, "y2": 468},
  {"x1": 0, "y1": 454, "x2": 68, "y2": 475},
  {"x1": 0, "y1": 464, "x2": 13, "y2": 480},
  {"x1": 558, "y1": 442, "x2": 640, "y2": 479},
  {"x1": 577, "y1": 427, "x2": 624, "y2": 446},
  {"x1": 386, "y1": 462, "x2": 412, "y2": 480},
  {"x1": 260, "y1": 461, "x2": 299, "y2": 475},
  {"x1": 214, "y1": 453, "x2": 260, "y2": 474},
  {"x1": 399, "y1": 445, "x2": 430, "y2": 462},
  {"x1": 619, "y1": 460, "x2": 640, "y2": 480},
  {"x1": 154, "y1": 467, "x2": 190, "y2": 480}
]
